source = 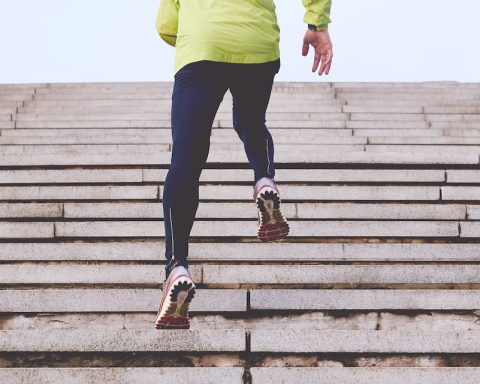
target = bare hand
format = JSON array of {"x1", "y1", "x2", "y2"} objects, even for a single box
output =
[{"x1": 302, "y1": 29, "x2": 333, "y2": 76}]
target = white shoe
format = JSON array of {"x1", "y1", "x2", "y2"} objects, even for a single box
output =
[
  {"x1": 253, "y1": 177, "x2": 289, "y2": 242},
  {"x1": 155, "y1": 265, "x2": 196, "y2": 329}
]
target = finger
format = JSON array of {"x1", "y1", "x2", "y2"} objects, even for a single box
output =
[
  {"x1": 318, "y1": 54, "x2": 326, "y2": 76},
  {"x1": 302, "y1": 41, "x2": 309, "y2": 56},
  {"x1": 323, "y1": 50, "x2": 333, "y2": 75},
  {"x1": 324, "y1": 54, "x2": 333, "y2": 75},
  {"x1": 312, "y1": 52, "x2": 321, "y2": 72}
]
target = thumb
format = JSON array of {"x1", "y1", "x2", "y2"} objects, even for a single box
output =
[{"x1": 302, "y1": 40, "x2": 309, "y2": 56}]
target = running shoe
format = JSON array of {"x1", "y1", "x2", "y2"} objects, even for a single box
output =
[
  {"x1": 253, "y1": 177, "x2": 290, "y2": 242},
  {"x1": 155, "y1": 265, "x2": 196, "y2": 329}
]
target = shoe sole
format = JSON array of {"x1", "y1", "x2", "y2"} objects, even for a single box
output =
[
  {"x1": 155, "y1": 276, "x2": 196, "y2": 330},
  {"x1": 256, "y1": 187, "x2": 290, "y2": 242}
]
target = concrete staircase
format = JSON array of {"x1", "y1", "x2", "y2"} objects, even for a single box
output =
[{"x1": 1, "y1": 81, "x2": 480, "y2": 383}]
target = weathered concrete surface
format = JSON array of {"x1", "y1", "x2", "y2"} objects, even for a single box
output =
[
  {"x1": 2, "y1": 242, "x2": 479, "y2": 262},
  {"x1": 251, "y1": 367, "x2": 480, "y2": 384},
  {"x1": 250, "y1": 330, "x2": 480, "y2": 353},
  {"x1": 0, "y1": 264, "x2": 200, "y2": 285},
  {"x1": 250, "y1": 289, "x2": 480, "y2": 310},
  {"x1": 51, "y1": 220, "x2": 462, "y2": 238},
  {"x1": 2, "y1": 81, "x2": 480, "y2": 377},
  {"x1": 2, "y1": 263, "x2": 479, "y2": 285},
  {"x1": 0, "y1": 329, "x2": 245, "y2": 352},
  {"x1": 0, "y1": 289, "x2": 246, "y2": 312},
  {"x1": 203, "y1": 264, "x2": 480, "y2": 285},
  {"x1": 0, "y1": 367, "x2": 244, "y2": 384}
]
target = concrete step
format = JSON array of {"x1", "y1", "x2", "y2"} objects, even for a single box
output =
[
  {"x1": 23, "y1": 98, "x2": 344, "y2": 108},
  {"x1": 353, "y1": 128, "x2": 441, "y2": 136},
  {"x1": 0, "y1": 368, "x2": 244, "y2": 384},
  {"x1": 0, "y1": 134, "x2": 367, "y2": 145},
  {"x1": 0, "y1": 185, "x2": 159, "y2": 200},
  {"x1": 0, "y1": 113, "x2": 12, "y2": 121},
  {"x1": 3, "y1": 241, "x2": 480, "y2": 261},
  {"x1": 0, "y1": 107, "x2": 16, "y2": 114},
  {"x1": 368, "y1": 135, "x2": 480, "y2": 144},
  {"x1": 335, "y1": 81, "x2": 480, "y2": 87},
  {"x1": 342, "y1": 99, "x2": 480, "y2": 108},
  {"x1": 2, "y1": 185, "x2": 478, "y2": 202},
  {"x1": 338, "y1": 91, "x2": 480, "y2": 97},
  {"x1": 32, "y1": 92, "x2": 335, "y2": 101},
  {"x1": 0, "y1": 185, "x2": 448, "y2": 201},
  {"x1": 343, "y1": 105, "x2": 424, "y2": 114},
  {"x1": 0, "y1": 203, "x2": 62, "y2": 217},
  {"x1": 347, "y1": 121, "x2": 429, "y2": 129},
  {"x1": 1, "y1": 288, "x2": 478, "y2": 312},
  {"x1": 47, "y1": 219, "x2": 464, "y2": 238},
  {"x1": 0, "y1": 144, "x2": 172, "y2": 154},
  {"x1": 0, "y1": 143, "x2": 371, "y2": 155},
  {"x1": 0, "y1": 329, "x2": 245, "y2": 352},
  {"x1": 0, "y1": 88, "x2": 35, "y2": 95},
  {"x1": 432, "y1": 121, "x2": 480, "y2": 129},
  {"x1": 458, "y1": 222, "x2": 480, "y2": 237},
  {"x1": 14, "y1": 112, "x2": 348, "y2": 122},
  {"x1": 251, "y1": 367, "x2": 480, "y2": 384},
  {"x1": 1, "y1": 367, "x2": 479, "y2": 384},
  {"x1": 250, "y1": 289, "x2": 480, "y2": 310},
  {"x1": 1, "y1": 242, "x2": 478, "y2": 262},
  {"x1": 0, "y1": 94, "x2": 33, "y2": 102},
  {"x1": 0, "y1": 143, "x2": 371, "y2": 154},
  {"x1": 1, "y1": 263, "x2": 477, "y2": 285},
  {"x1": 135, "y1": 167, "x2": 448, "y2": 183},
  {"x1": 364, "y1": 144, "x2": 480, "y2": 154},
  {"x1": 15, "y1": 119, "x2": 349, "y2": 129},
  {"x1": 59, "y1": 202, "x2": 466, "y2": 220},
  {"x1": 0, "y1": 128, "x2": 173, "y2": 137},
  {"x1": 0, "y1": 121, "x2": 14, "y2": 129},
  {"x1": 428, "y1": 113, "x2": 480, "y2": 122},
  {"x1": 0, "y1": 263, "x2": 202, "y2": 284},
  {"x1": 250, "y1": 330, "x2": 480, "y2": 353},
  {"x1": 19, "y1": 104, "x2": 344, "y2": 114},
  {"x1": 0, "y1": 202, "x2": 466, "y2": 220},
  {"x1": 0, "y1": 150, "x2": 477, "y2": 166},
  {"x1": 444, "y1": 128, "x2": 480, "y2": 136},
  {"x1": 467, "y1": 205, "x2": 480, "y2": 219},
  {"x1": 0, "y1": 100, "x2": 21, "y2": 109},
  {"x1": 0, "y1": 168, "x2": 445, "y2": 184},
  {"x1": 4, "y1": 143, "x2": 478, "y2": 157},
  {"x1": 0, "y1": 127, "x2": 353, "y2": 137},
  {"x1": 0, "y1": 329, "x2": 477, "y2": 353},
  {"x1": 349, "y1": 113, "x2": 426, "y2": 122},
  {"x1": 0, "y1": 288, "x2": 246, "y2": 312},
  {"x1": 14, "y1": 119, "x2": 175, "y2": 129},
  {"x1": 202, "y1": 264, "x2": 478, "y2": 285},
  {"x1": 426, "y1": 106, "x2": 480, "y2": 114}
]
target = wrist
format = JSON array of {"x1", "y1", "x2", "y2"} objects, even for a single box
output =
[{"x1": 307, "y1": 23, "x2": 328, "y2": 32}]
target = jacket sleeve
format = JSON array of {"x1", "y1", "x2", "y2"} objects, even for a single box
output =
[{"x1": 302, "y1": 0, "x2": 332, "y2": 30}]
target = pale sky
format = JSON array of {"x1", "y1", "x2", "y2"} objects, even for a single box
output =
[{"x1": 0, "y1": 0, "x2": 478, "y2": 84}]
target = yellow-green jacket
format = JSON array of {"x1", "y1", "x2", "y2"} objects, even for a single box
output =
[{"x1": 157, "y1": 0, "x2": 332, "y2": 75}]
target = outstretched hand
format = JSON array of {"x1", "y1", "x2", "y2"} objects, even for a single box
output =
[{"x1": 302, "y1": 29, "x2": 333, "y2": 76}]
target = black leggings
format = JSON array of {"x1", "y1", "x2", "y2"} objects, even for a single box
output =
[{"x1": 163, "y1": 59, "x2": 281, "y2": 279}]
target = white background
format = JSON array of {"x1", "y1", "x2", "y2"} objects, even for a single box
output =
[{"x1": 0, "y1": 0, "x2": 478, "y2": 83}]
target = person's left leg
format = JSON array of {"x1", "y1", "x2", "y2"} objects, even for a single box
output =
[{"x1": 163, "y1": 61, "x2": 229, "y2": 281}]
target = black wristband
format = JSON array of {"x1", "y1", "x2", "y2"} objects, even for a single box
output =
[{"x1": 307, "y1": 24, "x2": 318, "y2": 31}]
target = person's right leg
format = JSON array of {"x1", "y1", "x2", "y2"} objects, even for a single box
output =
[
  {"x1": 228, "y1": 59, "x2": 280, "y2": 185},
  {"x1": 162, "y1": 61, "x2": 229, "y2": 281},
  {"x1": 227, "y1": 59, "x2": 289, "y2": 242}
]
